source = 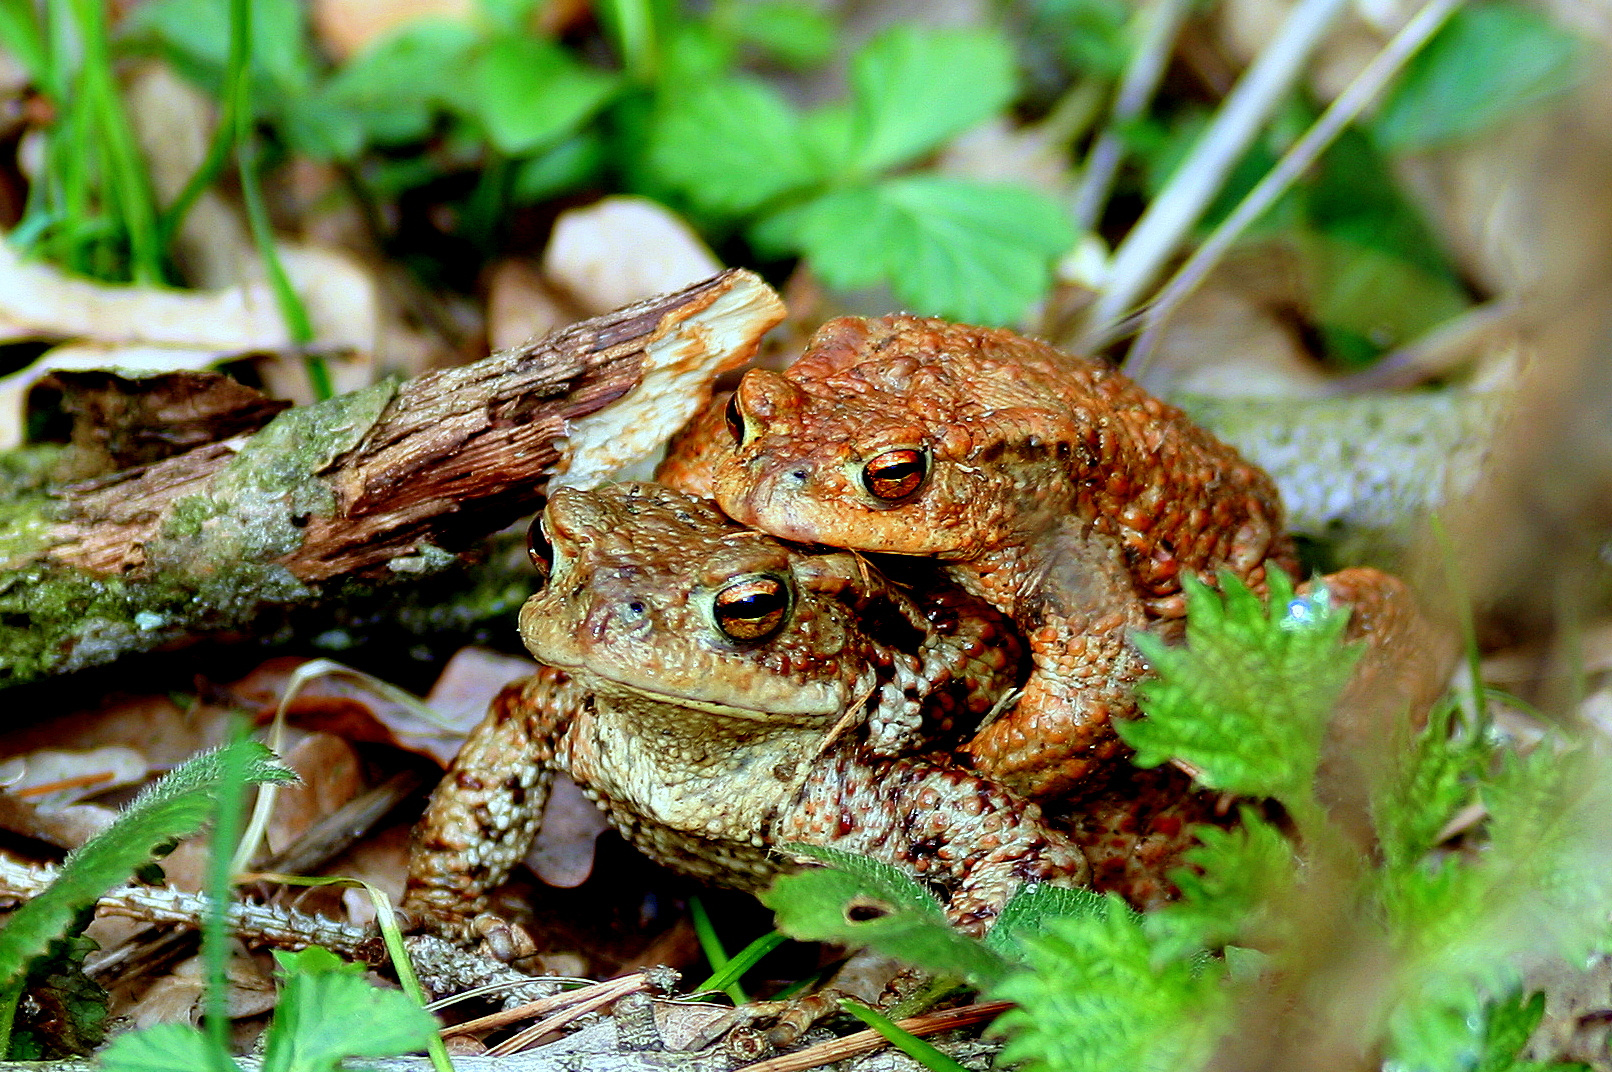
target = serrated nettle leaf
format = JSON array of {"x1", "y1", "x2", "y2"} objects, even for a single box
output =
[
  {"x1": 645, "y1": 76, "x2": 826, "y2": 218},
  {"x1": 1383, "y1": 973, "x2": 1562, "y2": 1072},
  {"x1": 1477, "y1": 745, "x2": 1612, "y2": 963},
  {"x1": 846, "y1": 26, "x2": 1017, "y2": 177},
  {"x1": 991, "y1": 893, "x2": 1228, "y2": 1072},
  {"x1": 1159, "y1": 812, "x2": 1296, "y2": 955},
  {"x1": 97, "y1": 1022, "x2": 232, "y2": 1072},
  {"x1": 985, "y1": 884, "x2": 1107, "y2": 957},
  {"x1": 782, "y1": 843, "x2": 945, "y2": 915},
  {"x1": 0, "y1": 741, "x2": 294, "y2": 989},
  {"x1": 754, "y1": 176, "x2": 1074, "y2": 325},
  {"x1": 1373, "y1": 2, "x2": 1583, "y2": 151},
  {"x1": 467, "y1": 35, "x2": 620, "y2": 155},
  {"x1": 761, "y1": 867, "x2": 1009, "y2": 985},
  {"x1": 260, "y1": 946, "x2": 437, "y2": 1072},
  {"x1": 1122, "y1": 573, "x2": 1358, "y2": 804},
  {"x1": 1372, "y1": 698, "x2": 1487, "y2": 875}
]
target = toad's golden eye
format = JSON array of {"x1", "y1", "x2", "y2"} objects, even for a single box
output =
[
  {"x1": 713, "y1": 576, "x2": 790, "y2": 642},
  {"x1": 527, "y1": 514, "x2": 553, "y2": 583},
  {"x1": 724, "y1": 393, "x2": 746, "y2": 447},
  {"x1": 861, "y1": 449, "x2": 927, "y2": 501}
]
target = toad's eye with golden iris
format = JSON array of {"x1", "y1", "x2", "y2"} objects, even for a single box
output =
[
  {"x1": 862, "y1": 449, "x2": 927, "y2": 501},
  {"x1": 724, "y1": 394, "x2": 746, "y2": 447},
  {"x1": 527, "y1": 515, "x2": 553, "y2": 583},
  {"x1": 712, "y1": 576, "x2": 790, "y2": 642}
]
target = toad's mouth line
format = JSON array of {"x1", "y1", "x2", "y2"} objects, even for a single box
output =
[{"x1": 542, "y1": 659, "x2": 839, "y2": 725}]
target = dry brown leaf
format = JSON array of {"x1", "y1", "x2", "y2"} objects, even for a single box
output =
[
  {"x1": 266, "y1": 732, "x2": 365, "y2": 856},
  {"x1": 524, "y1": 774, "x2": 610, "y2": 889},
  {"x1": 329, "y1": 822, "x2": 413, "y2": 923},
  {"x1": 0, "y1": 237, "x2": 381, "y2": 441},
  {"x1": 227, "y1": 658, "x2": 462, "y2": 765},
  {"x1": 0, "y1": 745, "x2": 149, "y2": 806},
  {"x1": 424, "y1": 647, "x2": 539, "y2": 743}
]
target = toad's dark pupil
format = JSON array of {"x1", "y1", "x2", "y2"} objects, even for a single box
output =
[
  {"x1": 527, "y1": 515, "x2": 553, "y2": 583},
  {"x1": 724, "y1": 394, "x2": 745, "y2": 446},
  {"x1": 862, "y1": 449, "x2": 926, "y2": 501},
  {"x1": 714, "y1": 578, "x2": 788, "y2": 641}
]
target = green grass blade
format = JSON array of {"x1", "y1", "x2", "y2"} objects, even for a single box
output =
[
  {"x1": 688, "y1": 896, "x2": 747, "y2": 1004},
  {"x1": 838, "y1": 1000, "x2": 970, "y2": 1072},
  {"x1": 158, "y1": 0, "x2": 249, "y2": 250},
  {"x1": 201, "y1": 725, "x2": 250, "y2": 1068},
  {"x1": 695, "y1": 930, "x2": 788, "y2": 998}
]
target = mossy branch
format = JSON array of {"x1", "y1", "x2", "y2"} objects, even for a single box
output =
[{"x1": 0, "y1": 269, "x2": 784, "y2": 686}]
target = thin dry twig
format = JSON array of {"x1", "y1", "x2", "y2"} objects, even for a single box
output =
[
  {"x1": 1083, "y1": 0, "x2": 1351, "y2": 343},
  {"x1": 1122, "y1": 0, "x2": 1466, "y2": 380},
  {"x1": 740, "y1": 1000, "x2": 1015, "y2": 1072},
  {"x1": 484, "y1": 973, "x2": 651, "y2": 1055}
]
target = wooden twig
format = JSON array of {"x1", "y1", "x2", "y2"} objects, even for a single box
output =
[{"x1": 740, "y1": 1001, "x2": 1014, "y2": 1072}]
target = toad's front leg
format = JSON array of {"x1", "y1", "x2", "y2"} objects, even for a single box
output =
[
  {"x1": 776, "y1": 746, "x2": 1090, "y2": 935},
  {"x1": 404, "y1": 666, "x2": 582, "y2": 943}
]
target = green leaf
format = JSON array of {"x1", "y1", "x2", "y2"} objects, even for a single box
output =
[
  {"x1": 467, "y1": 35, "x2": 620, "y2": 155},
  {"x1": 1302, "y1": 231, "x2": 1470, "y2": 366},
  {"x1": 1373, "y1": 2, "x2": 1582, "y2": 150},
  {"x1": 1029, "y1": 0, "x2": 1134, "y2": 79},
  {"x1": 1372, "y1": 699, "x2": 1488, "y2": 876},
  {"x1": 319, "y1": 19, "x2": 481, "y2": 149},
  {"x1": 762, "y1": 847, "x2": 1011, "y2": 986},
  {"x1": 754, "y1": 175, "x2": 1074, "y2": 325},
  {"x1": 846, "y1": 26, "x2": 1017, "y2": 176},
  {"x1": 725, "y1": 1, "x2": 837, "y2": 68},
  {"x1": 510, "y1": 133, "x2": 605, "y2": 204},
  {"x1": 645, "y1": 75, "x2": 824, "y2": 217},
  {"x1": 1158, "y1": 812, "x2": 1297, "y2": 957},
  {"x1": 259, "y1": 947, "x2": 438, "y2": 1072},
  {"x1": 1386, "y1": 981, "x2": 1577, "y2": 1072},
  {"x1": 98, "y1": 1022, "x2": 233, "y2": 1072},
  {"x1": 785, "y1": 844, "x2": 947, "y2": 915},
  {"x1": 990, "y1": 893, "x2": 1228, "y2": 1072},
  {"x1": 128, "y1": 0, "x2": 313, "y2": 105},
  {"x1": 1119, "y1": 572, "x2": 1359, "y2": 809},
  {"x1": 0, "y1": 741, "x2": 295, "y2": 990},
  {"x1": 984, "y1": 883, "x2": 1107, "y2": 958}
]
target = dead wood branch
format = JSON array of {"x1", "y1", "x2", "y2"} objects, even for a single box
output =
[{"x1": 0, "y1": 270, "x2": 784, "y2": 685}]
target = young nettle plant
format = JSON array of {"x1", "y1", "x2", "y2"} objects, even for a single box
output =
[
  {"x1": 766, "y1": 573, "x2": 1611, "y2": 1072},
  {"x1": 0, "y1": 740, "x2": 443, "y2": 1069}
]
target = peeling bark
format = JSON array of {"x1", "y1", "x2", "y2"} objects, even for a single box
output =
[{"x1": 0, "y1": 270, "x2": 785, "y2": 686}]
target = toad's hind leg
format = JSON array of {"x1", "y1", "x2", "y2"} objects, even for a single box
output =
[
  {"x1": 404, "y1": 666, "x2": 581, "y2": 942},
  {"x1": 776, "y1": 747, "x2": 1090, "y2": 936}
]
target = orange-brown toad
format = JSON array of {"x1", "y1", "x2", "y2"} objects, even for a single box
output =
[
  {"x1": 685, "y1": 315, "x2": 1446, "y2": 800},
  {"x1": 403, "y1": 483, "x2": 1088, "y2": 940}
]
